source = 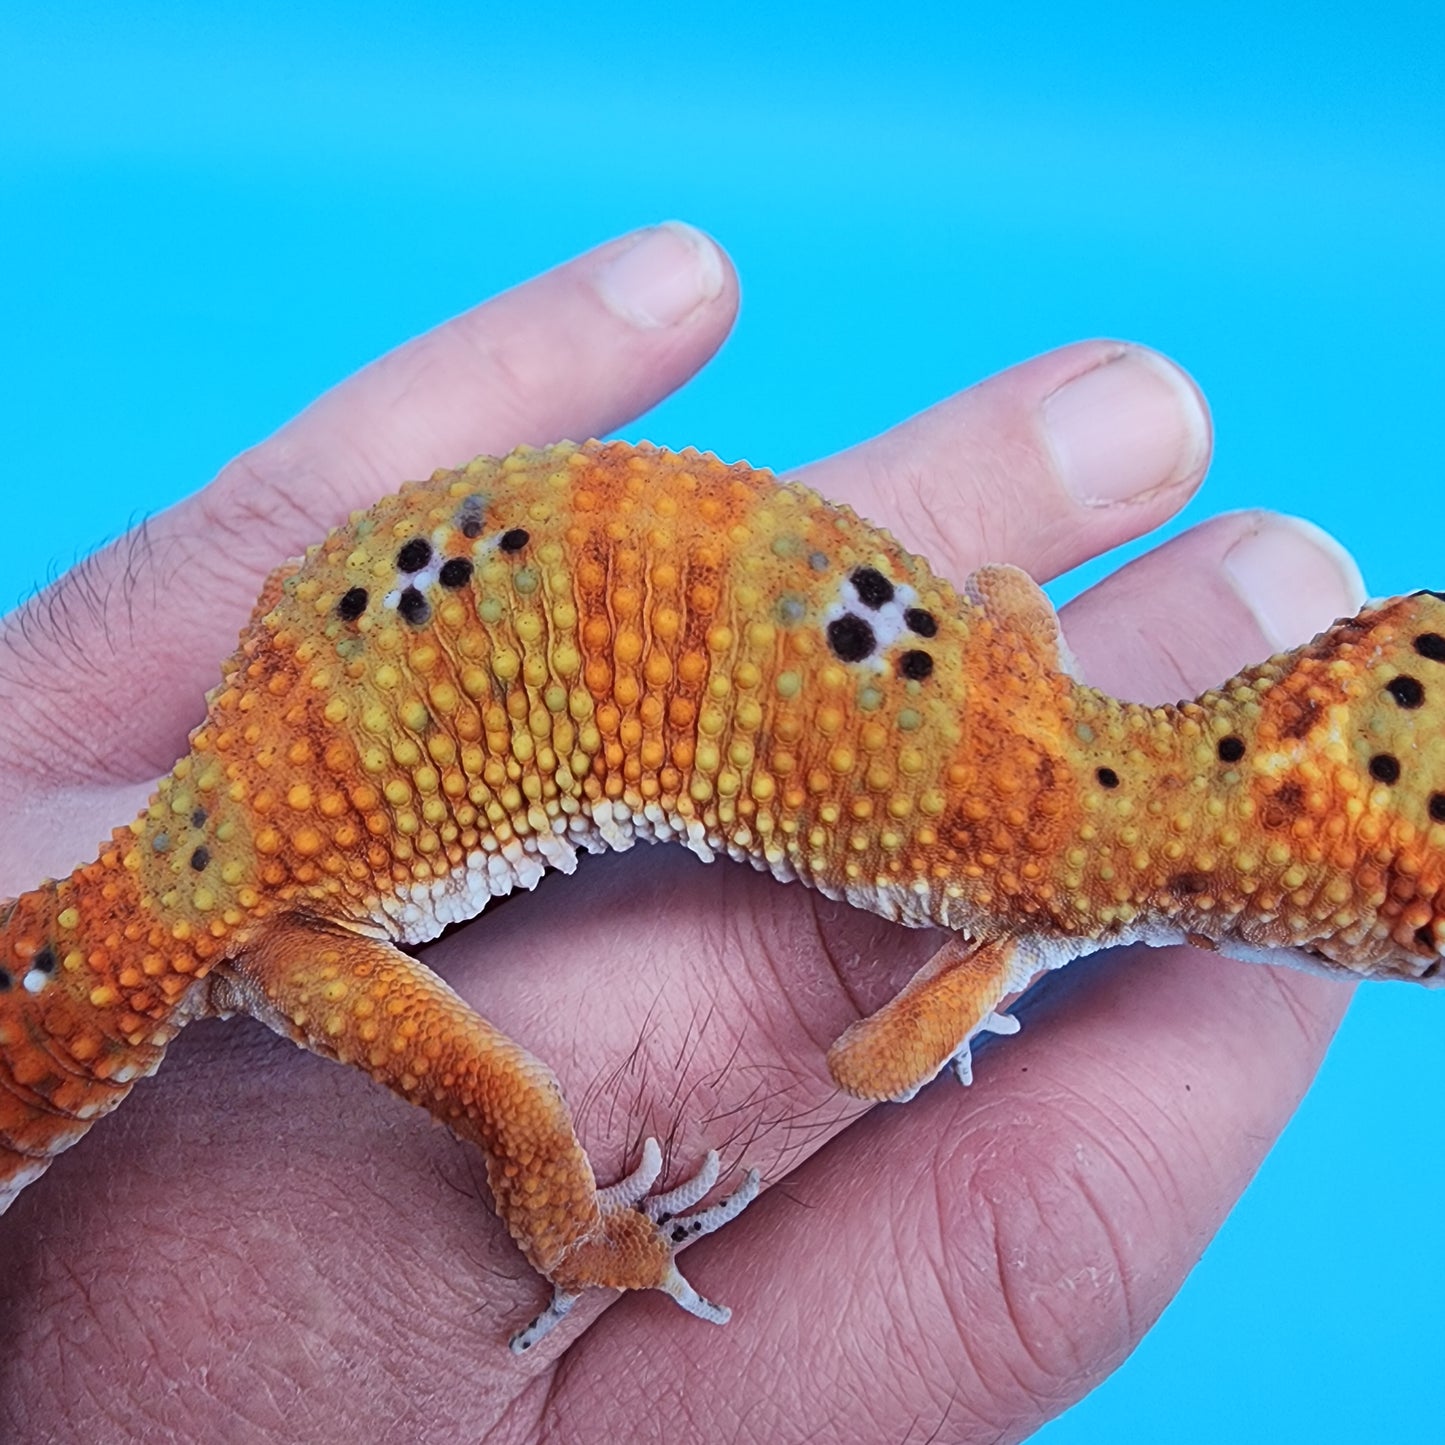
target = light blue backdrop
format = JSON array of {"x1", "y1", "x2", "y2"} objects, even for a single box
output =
[{"x1": 4, "y1": 5, "x2": 1442, "y2": 1439}]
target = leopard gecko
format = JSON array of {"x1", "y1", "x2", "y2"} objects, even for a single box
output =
[{"x1": 1, "y1": 439, "x2": 1440, "y2": 1351}]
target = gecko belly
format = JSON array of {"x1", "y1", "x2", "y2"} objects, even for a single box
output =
[{"x1": 373, "y1": 793, "x2": 953, "y2": 946}]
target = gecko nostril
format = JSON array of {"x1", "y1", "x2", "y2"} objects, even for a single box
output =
[{"x1": 1414, "y1": 632, "x2": 1445, "y2": 662}]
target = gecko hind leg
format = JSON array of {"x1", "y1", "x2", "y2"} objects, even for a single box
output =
[
  {"x1": 827, "y1": 935, "x2": 1030, "y2": 1102},
  {"x1": 211, "y1": 913, "x2": 759, "y2": 1349}
]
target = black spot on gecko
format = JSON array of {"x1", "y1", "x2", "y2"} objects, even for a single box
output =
[
  {"x1": 904, "y1": 607, "x2": 938, "y2": 637},
  {"x1": 827, "y1": 613, "x2": 875, "y2": 663},
  {"x1": 1430, "y1": 793, "x2": 1445, "y2": 824},
  {"x1": 457, "y1": 494, "x2": 486, "y2": 538},
  {"x1": 337, "y1": 586, "x2": 369, "y2": 621},
  {"x1": 0, "y1": 970, "x2": 9, "y2": 991},
  {"x1": 1369, "y1": 753, "x2": 1401, "y2": 784},
  {"x1": 898, "y1": 650, "x2": 934, "y2": 681},
  {"x1": 439, "y1": 558, "x2": 474, "y2": 589},
  {"x1": 190, "y1": 847, "x2": 210, "y2": 872},
  {"x1": 1097, "y1": 767, "x2": 1120, "y2": 789},
  {"x1": 33, "y1": 946, "x2": 55, "y2": 974},
  {"x1": 396, "y1": 539, "x2": 432, "y2": 573},
  {"x1": 191, "y1": 809, "x2": 207, "y2": 828},
  {"x1": 499, "y1": 528, "x2": 530, "y2": 553},
  {"x1": 398, "y1": 587, "x2": 432, "y2": 626},
  {"x1": 1217, "y1": 736, "x2": 1246, "y2": 763},
  {"x1": 1414, "y1": 633, "x2": 1445, "y2": 662},
  {"x1": 850, "y1": 567, "x2": 894, "y2": 609},
  {"x1": 1387, "y1": 675, "x2": 1426, "y2": 709}
]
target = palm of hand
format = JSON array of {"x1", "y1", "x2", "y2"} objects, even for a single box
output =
[{"x1": 0, "y1": 225, "x2": 1358, "y2": 1443}]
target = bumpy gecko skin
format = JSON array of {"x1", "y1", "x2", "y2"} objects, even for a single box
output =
[{"x1": 2, "y1": 440, "x2": 1442, "y2": 1348}]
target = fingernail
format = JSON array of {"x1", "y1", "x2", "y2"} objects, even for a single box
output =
[
  {"x1": 1044, "y1": 347, "x2": 1211, "y2": 505},
  {"x1": 591, "y1": 222, "x2": 726, "y2": 329},
  {"x1": 1222, "y1": 514, "x2": 1367, "y2": 651}
]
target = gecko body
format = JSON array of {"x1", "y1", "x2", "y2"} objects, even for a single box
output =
[{"x1": 2, "y1": 440, "x2": 1441, "y2": 1346}]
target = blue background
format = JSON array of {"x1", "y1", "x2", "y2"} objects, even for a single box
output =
[{"x1": 3, "y1": 4, "x2": 1443, "y2": 1438}]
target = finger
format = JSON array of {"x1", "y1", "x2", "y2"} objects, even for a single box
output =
[
  {"x1": 796, "y1": 339, "x2": 1213, "y2": 585},
  {"x1": 550, "y1": 511, "x2": 1364, "y2": 1442},
  {"x1": 0, "y1": 223, "x2": 737, "y2": 783}
]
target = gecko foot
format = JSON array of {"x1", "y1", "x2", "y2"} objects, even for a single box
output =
[
  {"x1": 509, "y1": 1142, "x2": 761, "y2": 1354},
  {"x1": 949, "y1": 1009, "x2": 1021, "y2": 1087}
]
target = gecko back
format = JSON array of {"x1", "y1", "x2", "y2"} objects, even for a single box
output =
[{"x1": 2, "y1": 439, "x2": 1440, "y2": 1342}]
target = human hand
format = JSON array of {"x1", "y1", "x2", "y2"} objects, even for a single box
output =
[{"x1": 0, "y1": 224, "x2": 1363, "y2": 1442}]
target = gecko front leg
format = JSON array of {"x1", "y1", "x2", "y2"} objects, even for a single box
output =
[
  {"x1": 827, "y1": 935, "x2": 1035, "y2": 1102},
  {"x1": 208, "y1": 912, "x2": 759, "y2": 1350}
]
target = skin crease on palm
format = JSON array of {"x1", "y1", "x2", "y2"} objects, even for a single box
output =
[{"x1": 0, "y1": 224, "x2": 1366, "y2": 1444}]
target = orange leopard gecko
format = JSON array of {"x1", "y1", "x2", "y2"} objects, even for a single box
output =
[{"x1": 2, "y1": 439, "x2": 1441, "y2": 1350}]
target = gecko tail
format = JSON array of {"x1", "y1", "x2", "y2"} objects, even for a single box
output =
[
  {"x1": 0, "y1": 881, "x2": 178, "y2": 1213},
  {"x1": 1173, "y1": 589, "x2": 1445, "y2": 982}
]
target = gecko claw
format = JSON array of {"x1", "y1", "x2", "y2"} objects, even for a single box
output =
[{"x1": 950, "y1": 1009, "x2": 1022, "y2": 1087}]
